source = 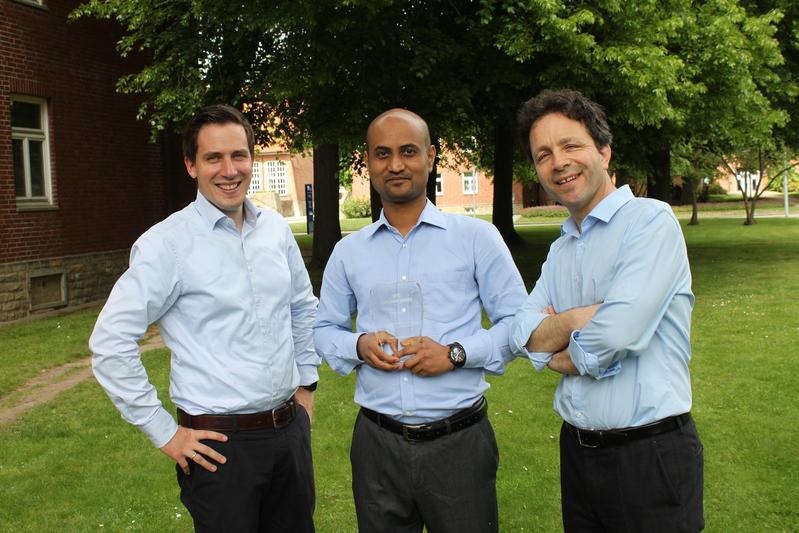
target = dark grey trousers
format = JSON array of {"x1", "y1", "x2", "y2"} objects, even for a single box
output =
[
  {"x1": 176, "y1": 406, "x2": 315, "y2": 533},
  {"x1": 350, "y1": 410, "x2": 500, "y2": 533},
  {"x1": 560, "y1": 416, "x2": 704, "y2": 532}
]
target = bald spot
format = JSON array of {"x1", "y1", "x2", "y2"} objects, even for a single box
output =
[{"x1": 366, "y1": 108, "x2": 432, "y2": 149}]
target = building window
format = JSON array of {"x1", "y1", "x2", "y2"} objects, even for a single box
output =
[
  {"x1": 435, "y1": 173, "x2": 444, "y2": 196},
  {"x1": 11, "y1": 96, "x2": 52, "y2": 207},
  {"x1": 265, "y1": 160, "x2": 288, "y2": 196},
  {"x1": 462, "y1": 169, "x2": 477, "y2": 195},
  {"x1": 247, "y1": 161, "x2": 262, "y2": 195}
]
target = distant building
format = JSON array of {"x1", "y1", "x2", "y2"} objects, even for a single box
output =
[
  {"x1": 247, "y1": 145, "x2": 314, "y2": 217},
  {"x1": 0, "y1": 0, "x2": 176, "y2": 323}
]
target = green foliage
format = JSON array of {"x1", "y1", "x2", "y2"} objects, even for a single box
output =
[
  {"x1": 340, "y1": 198, "x2": 372, "y2": 219},
  {"x1": 707, "y1": 182, "x2": 728, "y2": 196}
]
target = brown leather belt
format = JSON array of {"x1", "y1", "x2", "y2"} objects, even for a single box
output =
[
  {"x1": 177, "y1": 399, "x2": 296, "y2": 432},
  {"x1": 361, "y1": 397, "x2": 488, "y2": 442},
  {"x1": 565, "y1": 412, "x2": 691, "y2": 448}
]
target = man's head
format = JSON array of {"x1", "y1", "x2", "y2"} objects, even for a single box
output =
[
  {"x1": 182, "y1": 105, "x2": 254, "y2": 227},
  {"x1": 518, "y1": 90, "x2": 614, "y2": 226},
  {"x1": 365, "y1": 108, "x2": 435, "y2": 208}
]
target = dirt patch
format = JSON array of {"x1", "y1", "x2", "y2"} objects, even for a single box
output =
[{"x1": 0, "y1": 326, "x2": 165, "y2": 426}]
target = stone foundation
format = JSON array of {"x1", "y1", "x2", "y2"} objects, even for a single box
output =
[{"x1": 0, "y1": 249, "x2": 129, "y2": 323}]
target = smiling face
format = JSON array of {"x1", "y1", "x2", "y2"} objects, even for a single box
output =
[
  {"x1": 184, "y1": 122, "x2": 253, "y2": 228},
  {"x1": 528, "y1": 112, "x2": 614, "y2": 226},
  {"x1": 366, "y1": 111, "x2": 435, "y2": 209}
]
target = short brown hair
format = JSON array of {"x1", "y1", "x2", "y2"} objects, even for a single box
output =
[
  {"x1": 518, "y1": 89, "x2": 612, "y2": 162},
  {"x1": 182, "y1": 104, "x2": 255, "y2": 163}
]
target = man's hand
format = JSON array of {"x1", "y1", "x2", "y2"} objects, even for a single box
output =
[
  {"x1": 294, "y1": 387, "x2": 314, "y2": 425},
  {"x1": 160, "y1": 426, "x2": 228, "y2": 475},
  {"x1": 547, "y1": 349, "x2": 579, "y2": 375},
  {"x1": 397, "y1": 336, "x2": 453, "y2": 377},
  {"x1": 356, "y1": 331, "x2": 402, "y2": 371}
]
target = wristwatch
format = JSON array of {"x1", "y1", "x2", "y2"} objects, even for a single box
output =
[
  {"x1": 301, "y1": 381, "x2": 318, "y2": 392},
  {"x1": 447, "y1": 342, "x2": 467, "y2": 369}
]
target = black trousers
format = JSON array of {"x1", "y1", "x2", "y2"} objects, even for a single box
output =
[
  {"x1": 560, "y1": 416, "x2": 704, "y2": 533},
  {"x1": 176, "y1": 406, "x2": 315, "y2": 533},
  {"x1": 350, "y1": 410, "x2": 500, "y2": 533}
]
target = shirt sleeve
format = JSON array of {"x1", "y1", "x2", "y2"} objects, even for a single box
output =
[
  {"x1": 313, "y1": 243, "x2": 362, "y2": 376},
  {"x1": 457, "y1": 223, "x2": 528, "y2": 375},
  {"x1": 89, "y1": 234, "x2": 182, "y2": 449},
  {"x1": 285, "y1": 225, "x2": 320, "y2": 386},
  {"x1": 569, "y1": 210, "x2": 692, "y2": 378},
  {"x1": 509, "y1": 258, "x2": 559, "y2": 371}
]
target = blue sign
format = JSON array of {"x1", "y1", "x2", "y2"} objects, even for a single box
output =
[{"x1": 305, "y1": 184, "x2": 314, "y2": 235}]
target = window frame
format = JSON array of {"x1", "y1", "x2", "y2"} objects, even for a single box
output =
[
  {"x1": 11, "y1": 95, "x2": 54, "y2": 209},
  {"x1": 461, "y1": 169, "x2": 478, "y2": 195},
  {"x1": 435, "y1": 173, "x2": 444, "y2": 196},
  {"x1": 264, "y1": 160, "x2": 288, "y2": 197}
]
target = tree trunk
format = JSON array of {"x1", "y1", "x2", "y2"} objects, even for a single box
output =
[
  {"x1": 425, "y1": 137, "x2": 441, "y2": 206},
  {"x1": 492, "y1": 113, "x2": 523, "y2": 246},
  {"x1": 688, "y1": 176, "x2": 699, "y2": 226},
  {"x1": 646, "y1": 146, "x2": 672, "y2": 202},
  {"x1": 369, "y1": 182, "x2": 382, "y2": 223},
  {"x1": 310, "y1": 143, "x2": 342, "y2": 268}
]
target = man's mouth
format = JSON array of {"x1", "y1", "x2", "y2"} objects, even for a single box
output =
[
  {"x1": 555, "y1": 174, "x2": 579, "y2": 186},
  {"x1": 217, "y1": 182, "x2": 241, "y2": 191}
]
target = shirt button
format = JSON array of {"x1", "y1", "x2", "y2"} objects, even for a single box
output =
[
  {"x1": 401, "y1": 275, "x2": 407, "y2": 281},
  {"x1": 576, "y1": 412, "x2": 582, "y2": 418},
  {"x1": 402, "y1": 243, "x2": 407, "y2": 248},
  {"x1": 403, "y1": 377, "x2": 409, "y2": 382}
]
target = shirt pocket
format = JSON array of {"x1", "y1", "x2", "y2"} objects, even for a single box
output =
[{"x1": 415, "y1": 267, "x2": 474, "y2": 324}]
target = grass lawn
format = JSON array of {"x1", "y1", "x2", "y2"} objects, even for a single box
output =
[{"x1": 1, "y1": 217, "x2": 797, "y2": 531}]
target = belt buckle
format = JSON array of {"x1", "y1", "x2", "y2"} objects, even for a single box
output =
[
  {"x1": 576, "y1": 429, "x2": 600, "y2": 448},
  {"x1": 401, "y1": 423, "x2": 428, "y2": 442},
  {"x1": 272, "y1": 402, "x2": 294, "y2": 429}
]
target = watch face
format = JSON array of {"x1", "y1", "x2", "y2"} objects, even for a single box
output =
[{"x1": 449, "y1": 343, "x2": 466, "y2": 367}]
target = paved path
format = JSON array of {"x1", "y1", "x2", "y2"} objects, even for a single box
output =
[{"x1": 0, "y1": 331, "x2": 165, "y2": 426}]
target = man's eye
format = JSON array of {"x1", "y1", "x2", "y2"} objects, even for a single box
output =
[
  {"x1": 536, "y1": 153, "x2": 550, "y2": 163},
  {"x1": 402, "y1": 147, "x2": 417, "y2": 156}
]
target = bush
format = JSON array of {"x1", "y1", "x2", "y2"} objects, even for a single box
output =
[{"x1": 341, "y1": 198, "x2": 372, "y2": 219}]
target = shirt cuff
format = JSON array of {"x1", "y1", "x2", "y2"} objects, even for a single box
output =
[
  {"x1": 459, "y1": 329, "x2": 491, "y2": 369},
  {"x1": 297, "y1": 364, "x2": 320, "y2": 387},
  {"x1": 141, "y1": 407, "x2": 180, "y2": 449},
  {"x1": 510, "y1": 311, "x2": 552, "y2": 371},
  {"x1": 569, "y1": 331, "x2": 621, "y2": 379}
]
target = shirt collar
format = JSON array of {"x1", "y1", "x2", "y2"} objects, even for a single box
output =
[
  {"x1": 363, "y1": 198, "x2": 447, "y2": 239},
  {"x1": 561, "y1": 185, "x2": 634, "y2": 236},
  {"x1": 193, "y1": 191, "x2": 260, "y2": 232}
]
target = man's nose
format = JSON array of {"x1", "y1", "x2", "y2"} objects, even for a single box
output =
[
  {"x1": 221, "y1": 157, "x2": 237, "y2": 177},
  {"x1": 551, "y1": 149, "x2": 570, "y2": 170},
  {"x1": 388, "y1": 153, "x2": 405, "y2": 173}
]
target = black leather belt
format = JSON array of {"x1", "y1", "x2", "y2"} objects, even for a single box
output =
[
  {"x1": 177, "y1": 399, "x2": 296, "y2": 432},
  {"x1": 361, "y1": 397, "x2": 488, "y2": 442},
  {"x1": 565, "y1": 412, "x2": 692, "y2": 448}
]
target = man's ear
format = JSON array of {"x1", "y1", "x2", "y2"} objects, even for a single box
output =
[
  {"x1": 184, "y1": 156, "x2": 197, "y2": 179},
  {"x1": 427, "y1": 144, "x2": 437, "y2": 173},
  {"x1": 599, "y1": 144, "x2": 612, "y2": 170}
]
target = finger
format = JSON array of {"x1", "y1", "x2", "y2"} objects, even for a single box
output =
[
  {"x1": 373, "y1": 346, "x2": 400, "y2": 364},
  {"x1": 196, "y1": 454, "x2": 218, "y2": 473},
  {"x1": 196, "y1": 430, "x2": 229, "y2": 443},
  {"x1": 197, "y1": 443, "x2": 227, "y2": 465},
  {"x1": 177, "y1": 458, "x2": 190, "y2": 475},
  {"x1": 365, "y1": 352, "x2": 401, "y2": 371}
]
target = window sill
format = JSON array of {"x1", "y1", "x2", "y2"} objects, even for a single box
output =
[
  {"x1": 9, "y1": 0, "x2": 48, "y2": 11},
  {"x1": 16, "y1": 201, "x2": 58, "y2": 212}
]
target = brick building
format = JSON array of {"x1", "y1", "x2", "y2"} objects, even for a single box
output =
[{"x1": 0, "y1": 0, "x2": 179, "y2": 323}]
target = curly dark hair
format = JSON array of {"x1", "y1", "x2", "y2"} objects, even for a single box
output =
[
  {"x1": 518, "y1": 89, "x2": 612, "y2": 162},
  {"x1": 182, "y1": 104, "x2": 255, "y2": 163}
]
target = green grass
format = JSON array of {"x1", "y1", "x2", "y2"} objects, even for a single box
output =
[
  {"x1": 1, "y1": 218, "x2": 798, "y2": 531},
  {"x1": 0, "y1": 306, "x2": 100, "y2": 396}
]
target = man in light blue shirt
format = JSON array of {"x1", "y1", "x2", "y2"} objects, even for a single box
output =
[
  {"x1": 511, "y1": 90, "x2": 703, "y2": 532},
  {"x1": 314, "y1": 108, "x2": 527, "y2": 532},
  {"x1": 90, "y1": 105, "x2": 318, "y2": 532}
]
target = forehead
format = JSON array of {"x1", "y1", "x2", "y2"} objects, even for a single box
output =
[
  {"x1": 367, "y1": 115, "x2": 427, "y2": 149},
  {"x1": 529, "y1": 112, "x2": 593, "y2": 148},
  {"x1": 196, "y1": 122, "x2": 249, "y2": 152}
]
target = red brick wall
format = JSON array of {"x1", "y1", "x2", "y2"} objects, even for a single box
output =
[{"x1": 0, "y1": 0, "x2": 165, "y2": 263}]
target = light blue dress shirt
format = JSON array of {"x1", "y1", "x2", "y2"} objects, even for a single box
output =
[
  {"x1": 510, "y1": 186, "x2": 695, "y2": 430},
  {"x1": 314, "y1": 200, "x2": 527, "y2": 424},
  {"x1": 90, "y1": 192, "x2": 319, "y2": 448}
]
